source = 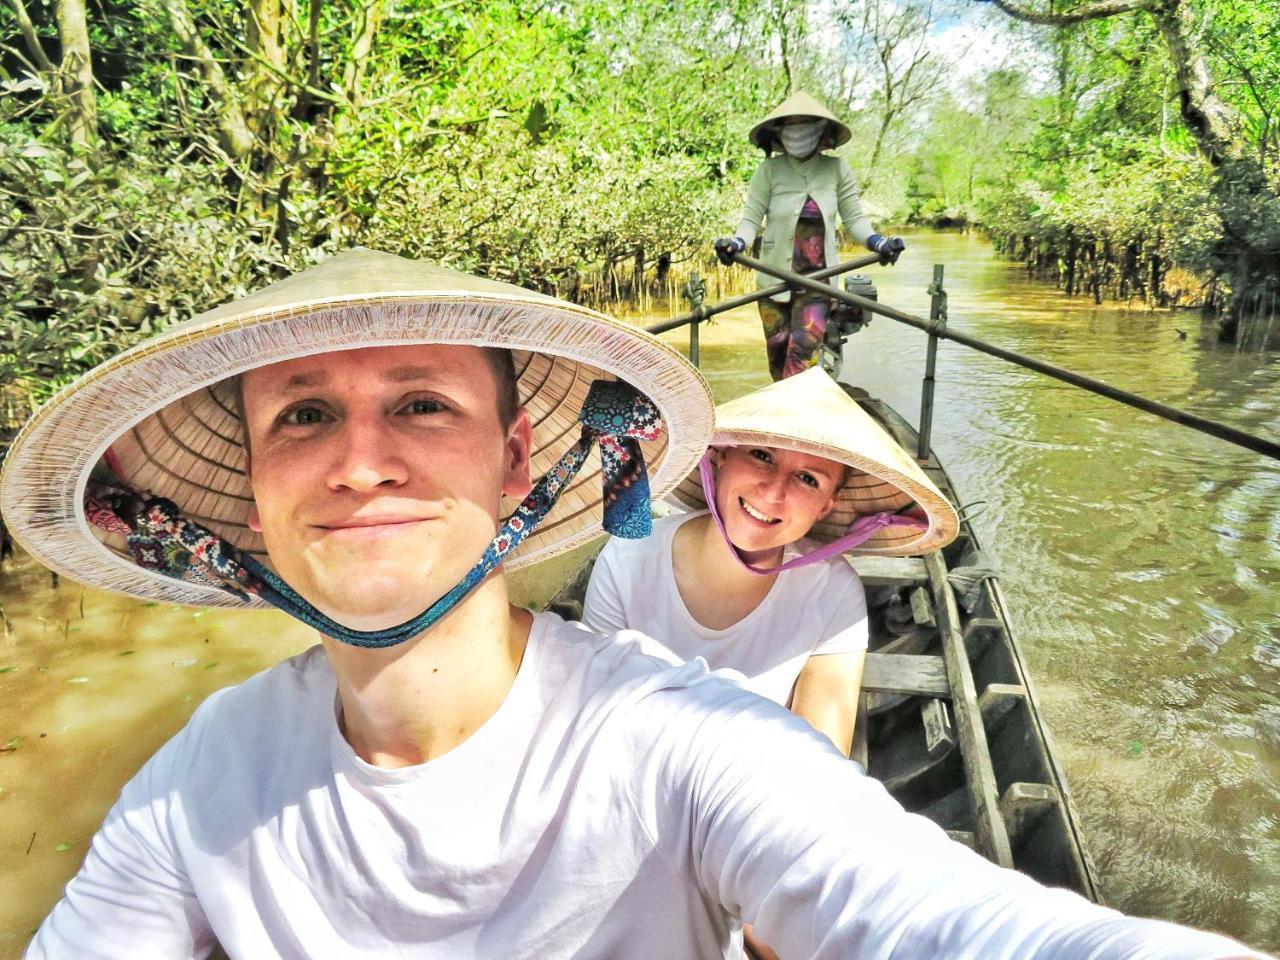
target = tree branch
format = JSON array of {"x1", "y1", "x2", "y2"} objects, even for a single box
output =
[
  {"x1": 1151, "y1": 1, "x2": 1243, "y2": 165},
  {"x1": 223, "y1": 31, "x2": 344, "y2": 105},
  {"x1": 978, "y1": 0, "x2": 1157, "y2": 27},
  {"x1": 983, "y1": 0, "x2": 1247, "y2": 167},
  {"x1": 342, "y1": 0, "x2": 387, "y2": 109},
  {"x1": 158, "y1": 0, "x2": 255, "y2": 159},
  {"x1": 5, "y1": 0, "x2": 56, "y2": 73},
  {"x1": 56, "y1": 0, "x2": 97, "y2": 150}
]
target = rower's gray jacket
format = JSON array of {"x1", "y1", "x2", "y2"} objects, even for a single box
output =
[{"x1": 734, "y1": 153, "x2": 875, "y2": 301}]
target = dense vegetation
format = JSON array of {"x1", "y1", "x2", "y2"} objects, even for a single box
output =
[
  {"x1": 2, "y1": 0, "x2": 1277, "y2": 421},
  {"x1": 908, "y1": 1, "x2": 1280, "y2": 347}
]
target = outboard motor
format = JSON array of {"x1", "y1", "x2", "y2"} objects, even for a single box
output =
[{"x1": 821, "y1": 274, "x2": 877, "y2": 377}]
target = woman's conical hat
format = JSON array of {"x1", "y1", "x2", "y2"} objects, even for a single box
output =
[
  {"x1": 672, "y1": 368, "x2": 957, "y2": 555},
  {"x1": 748, "y1": 91, "x2": 853, "y2": 150},
  {"x1": 0, "y1": 248, "x2": 713, "y2": 608}
]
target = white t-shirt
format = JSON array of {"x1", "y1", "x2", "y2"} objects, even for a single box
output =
[
  {"x1": 582, "y1": 512, "x2": 868, "y2": 704},
  {"x1": 28, "y1": 614, "x2": 1262, "y2": 960}
]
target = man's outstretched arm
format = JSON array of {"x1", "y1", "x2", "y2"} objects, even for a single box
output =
[{"x1": 643, "y1": 684, "x2": 1269, "y2": 960}]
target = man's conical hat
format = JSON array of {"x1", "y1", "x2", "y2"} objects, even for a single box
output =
[
  {"x1": 672, "y1": 368, "x2": 957, "y2": 555},
  {"x1": 748, "y1": 91, "x2": 853, "y2": 150},
  {"x1": 0, "y1": 248, "x2": 713, "y2": 608}
]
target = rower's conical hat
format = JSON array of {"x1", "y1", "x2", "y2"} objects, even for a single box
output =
[
  {"x1": 748, "y1": 91, "x2": 852, "y2": 150},
  {"x1": 672, "y1": 368, "x2": 957, "y2": 555},
  {"x1": 0, "y1": 248, "x2": 713, "y2": 608}
]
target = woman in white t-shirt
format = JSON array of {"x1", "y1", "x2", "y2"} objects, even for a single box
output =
[
  {"x1": 583, "y1": 369, "x2": 958, "y2": 960},
  {"x1": 583, "y1": 367, "x2": 959, "y2": 754}
]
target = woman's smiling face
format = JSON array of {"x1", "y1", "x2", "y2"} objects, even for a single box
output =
[{"x1": 711, "y1": 445, "x2": 844, "y2": 560}]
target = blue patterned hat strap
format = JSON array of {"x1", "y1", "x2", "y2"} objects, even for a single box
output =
[{"x1": 84, "y1": 379, "x2": 661, "y2": 649}]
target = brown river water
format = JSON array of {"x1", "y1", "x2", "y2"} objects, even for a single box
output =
[{"x1": 1, "y1": 230, "x2": 1276, "y2": 955}]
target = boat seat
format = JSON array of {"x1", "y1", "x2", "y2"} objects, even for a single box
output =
[
  {"x1": 862, "y1": 652, "x2": 950, "y2": 697},
  {"x1": 998, "y1": 782, "x2": 1061, "y2": 846},
  {"x1": 848, "y1": 555, "x2": 928, "y2": 586},
  {"x1": 978, "y1": 683, "x2": 1026, "y2": 727}
]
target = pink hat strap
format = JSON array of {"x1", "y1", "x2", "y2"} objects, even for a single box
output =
[{"x1": 698, "y1": 451, "x2": 926, "y2": 576}]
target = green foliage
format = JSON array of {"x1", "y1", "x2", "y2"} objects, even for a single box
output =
[
  {"x1": 905, "y1": 71, "x2": 1041, "y2": 226},
  {"x1": 0, "y1": 125, "x2": 340, "y2": 411},
  {"x1": 0, "y1": 0, "x2": 759, "y2": 417},
  {"x1": 980, "y1": 146, "x2": 1220, "y2": 266},
  {"x1": 907, "y1": 0, "x2": 1280, "y2": 321},
  {"x1": 1205, "y1": 2, "x2": 1280, "y2": 158},
  {"x1": 2, "y1": 0, "x2": 936, "y2": 418}
]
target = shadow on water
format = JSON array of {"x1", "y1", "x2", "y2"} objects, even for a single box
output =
[{"x1": 0, "y1": 230, "x2": 1276, "y2": 955}]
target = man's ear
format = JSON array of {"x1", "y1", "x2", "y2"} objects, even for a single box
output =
[{"x1": 501, "y1": 408, "x2": 534, "y2": 501}]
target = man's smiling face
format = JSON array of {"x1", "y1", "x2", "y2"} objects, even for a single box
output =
[{"x1": 240, "y1": 344, "x2": 532, "y2": 632}]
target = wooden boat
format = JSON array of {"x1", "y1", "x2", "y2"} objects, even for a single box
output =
[
  {"x1": 546, "y1": 385, "x2": 1100, "y2": 901},
  {"x1": 842, "y1": 388, "x2": 1099, "y2": 898}
]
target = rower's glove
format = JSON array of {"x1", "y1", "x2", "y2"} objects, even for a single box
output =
[
  {"x1": 714, "y1": 236, "x2": 747, "y2": 266},
  {"x1": 867, "y1": 233, "x2": 906, "y2": 266}
]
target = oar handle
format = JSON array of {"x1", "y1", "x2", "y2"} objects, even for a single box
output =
[{"x1": 645, "y1": 252, "x2": 883, "y2": 335}]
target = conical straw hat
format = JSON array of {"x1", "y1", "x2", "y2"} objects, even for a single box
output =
[
  {"x1": 748, "y1": 91, "x2": 852, "y2": 150},
  {"x1": 1, "y1": 248, "x2": 713, "y2": 608},
  {"x1": 672, "y1": 368, "x2": 957, "y2": 555}
]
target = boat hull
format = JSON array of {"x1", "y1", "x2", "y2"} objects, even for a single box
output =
[{"x1": 544, "y1": 388, "x2": 1099, "y2": 900}]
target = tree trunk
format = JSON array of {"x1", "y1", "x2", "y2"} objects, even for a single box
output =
[
  {"x1": 774, "y1": 0, "x2": 794, "y2": 95},
  {"x1": 1150, "y1": 3, "x2": 1242, "y2": 167},
  {"x1": 1065, "y1": 228, "x2": 1078, "y2": 296},
  {"x1": 161, "y1": 0, "x2": 255, "y2": 160},
  {"x1": 291, "y1": 0, "x2": 323, "y2": 122},
  {"x1": 245, "y1": 0, "x2": 288, "y2": 144},
  {"x1": 56, "y1": 0, "x2": 96, "y2": 151},
  {"x1": 7, "y1": 0, "x2": 56, "y2": 73}
]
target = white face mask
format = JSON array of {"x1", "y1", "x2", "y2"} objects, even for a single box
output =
[{"x1": 780, "y1": 120, "x2": 826, "y2": 158}]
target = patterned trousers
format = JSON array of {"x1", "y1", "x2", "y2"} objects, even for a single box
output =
[
  {"x1": 758, "y1": 212, "x2": 829, "y2": 381},
  {"x1": 758, "y1": 293, "x2": 830, "y2": 381}
]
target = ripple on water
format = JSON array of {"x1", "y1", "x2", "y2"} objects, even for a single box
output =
[{"x1": 842, "y1": 231, "x2": 1279, "y2": 953}]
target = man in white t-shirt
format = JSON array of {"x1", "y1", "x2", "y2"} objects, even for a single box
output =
[{"x1": 4, "y1": 251, "x2": 1267, "y2": 959}]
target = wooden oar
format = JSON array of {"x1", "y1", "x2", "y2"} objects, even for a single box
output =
[{"x1": 732, "y1": 252, "x2": 1280, "y2": 463}]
